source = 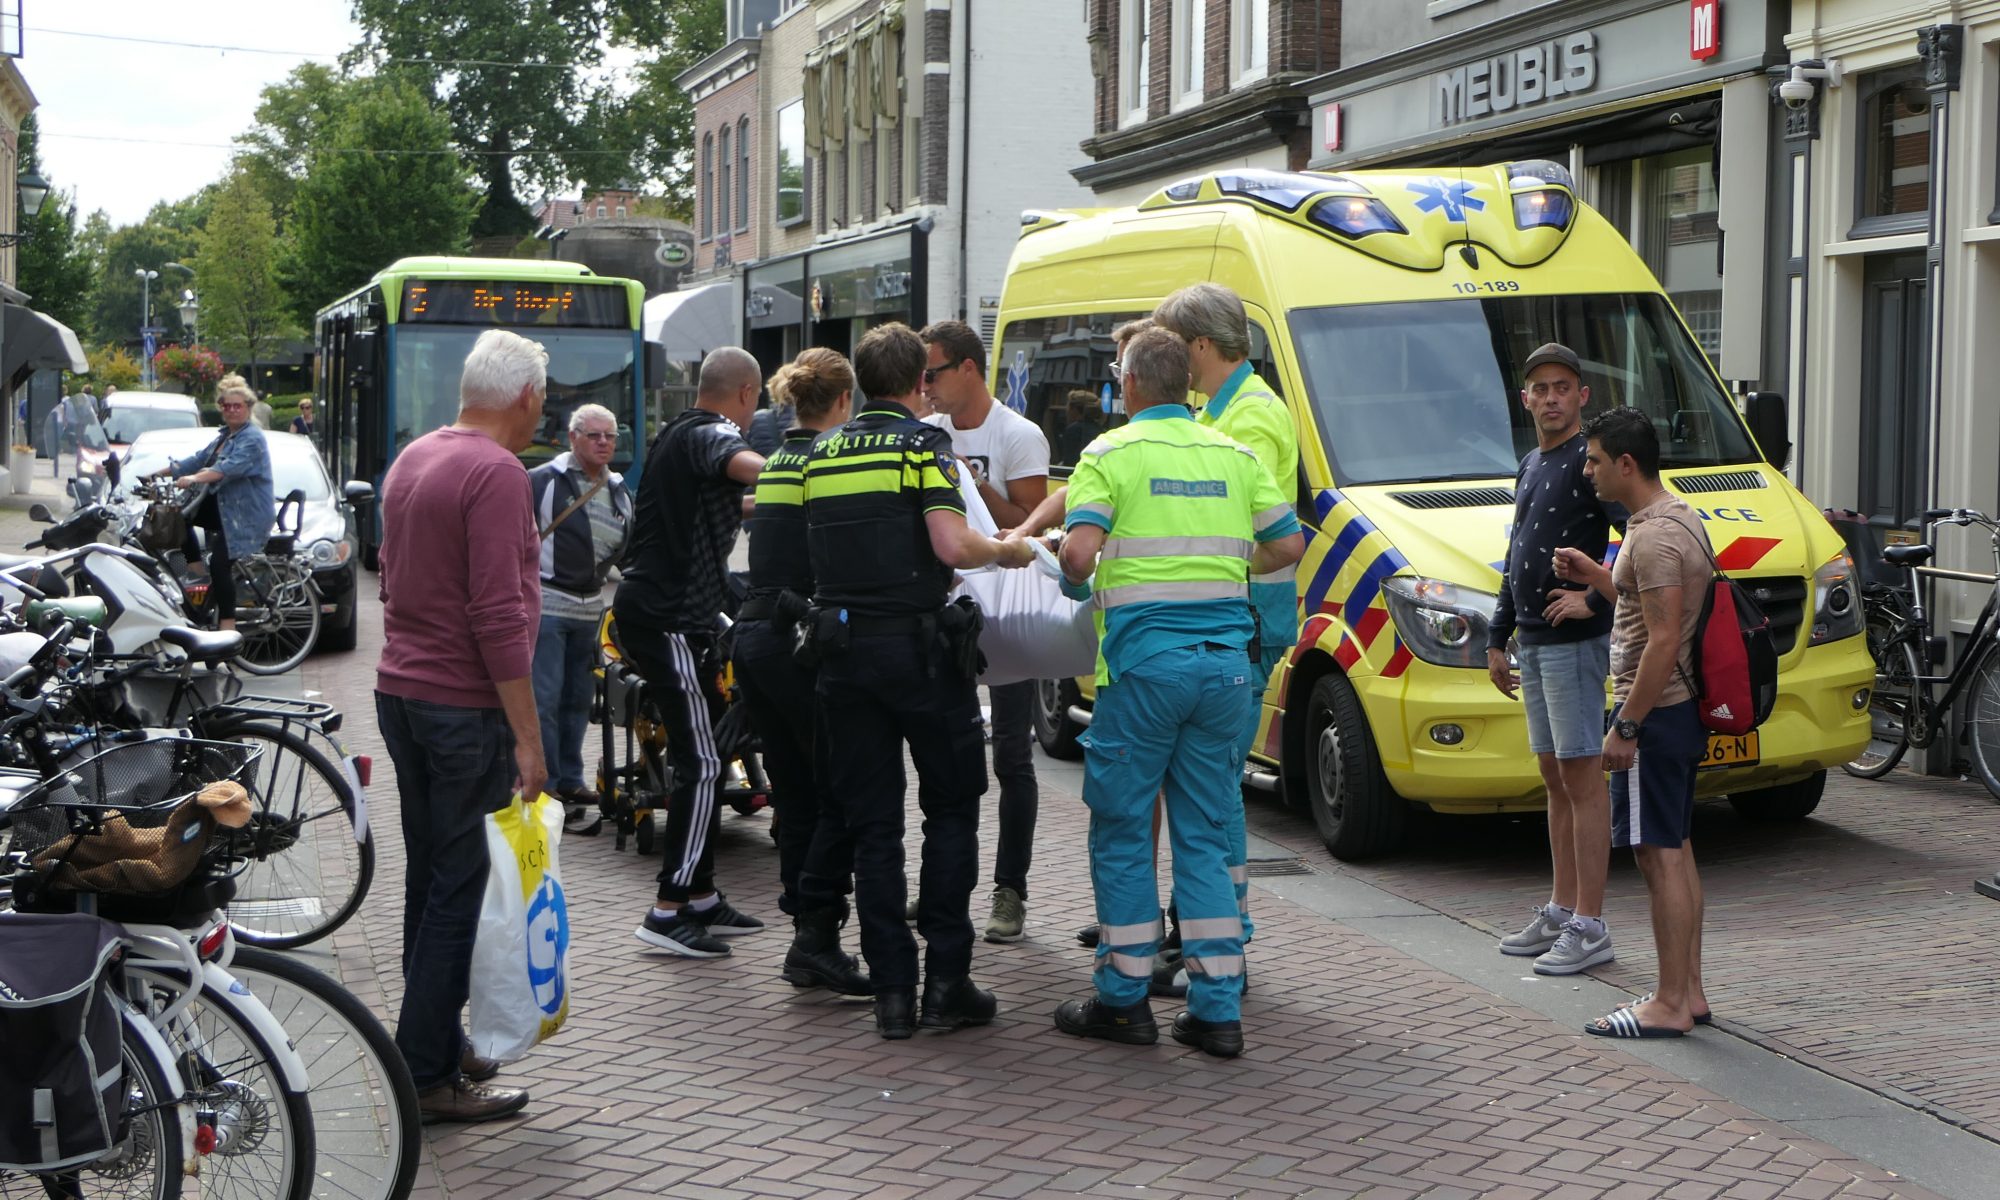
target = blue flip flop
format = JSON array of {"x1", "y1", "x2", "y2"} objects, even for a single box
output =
[{"x1": 1585, "y1": 1007, "x2": 1687, "y2": 1039}]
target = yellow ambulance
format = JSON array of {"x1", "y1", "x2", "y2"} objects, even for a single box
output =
[{"x1": 1003, "y1": 162, "x2": 1874, "y2": 860}]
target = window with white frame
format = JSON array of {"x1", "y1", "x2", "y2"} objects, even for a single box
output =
[
  {"x1": 700, "y1": 134, "x2": 713, "y2": 239},
  {"x1": 1173, "y1": 0, "x2": 1206, "y2": 110},
  {"x1": 737, "y1": 116, "x2": 751, "y2": 231},
  {"x1": 719, "y1": 124, "x2": 733, "y2": 234},
  {"x1": 1231, "y1": 0, "x2": 1268, "y2": 86},
  {"x1": 1120, "y1": 0, "x2": 1151, "y2": 125}
]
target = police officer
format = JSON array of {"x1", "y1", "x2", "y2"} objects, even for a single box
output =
[
  {"x1": 1152, "y1": 283, "x2": 1301, "y2": 970},
  {"x1": 734, "y1": 348, "x2": 870, "y2": 996},
  {"x1": 1050, "y1": 326, "x2": 1304, "y2": 1058},
  {"x1": 798, "y1": 322, "x2": 1035, "y2": 1040}
]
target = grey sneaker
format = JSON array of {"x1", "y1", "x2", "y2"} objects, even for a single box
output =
[
  {"x1": 984, "y1": 887, "x2": 1025, "y2": 943},
  {"x1": 1533, "y1": 919, "x2": 1615, "y2": 976},
  {"x1": 1499, "y1": 904, "x2": 1568, "y2": 957}
]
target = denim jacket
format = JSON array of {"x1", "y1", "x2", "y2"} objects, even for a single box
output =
[{"x1": 172, "y1": 423, "x2": 274, "y2": 558}]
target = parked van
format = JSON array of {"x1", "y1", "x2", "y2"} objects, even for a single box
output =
[{"x1": 1003, "y1": 162, "x2": 1875, "y2": 860}]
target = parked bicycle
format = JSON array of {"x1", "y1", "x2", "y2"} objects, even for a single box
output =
[{"x1": 1843, "y1": 507, "x2": 2000, "y2": 797}]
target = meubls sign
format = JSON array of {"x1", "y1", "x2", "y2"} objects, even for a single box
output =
[{"x1": 1435, "y1": 32, "x2": 1598, "y2": 126}]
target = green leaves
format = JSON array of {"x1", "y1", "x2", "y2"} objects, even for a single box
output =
[{"x1": 193, "y1": 172, "x2": 292, "y2": 372}]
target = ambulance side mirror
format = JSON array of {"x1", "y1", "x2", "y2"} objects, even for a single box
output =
[{"x1": 1744, "y1": 392, "x2": 1791, "y2": 472}]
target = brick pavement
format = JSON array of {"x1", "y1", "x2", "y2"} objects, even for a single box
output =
[
  {"x1": 293, "y1": 591, "x2": 1941, "y2": 1198},
  {"x1": 1237, "y1": 772, "x2": 2000, "y2": 1143}
]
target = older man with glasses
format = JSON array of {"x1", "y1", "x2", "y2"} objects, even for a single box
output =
[{"x1": 529, "y1": 403, "x2": 633, "y2": 831}]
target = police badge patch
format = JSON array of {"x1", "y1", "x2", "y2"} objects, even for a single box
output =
[{"x1": 936, "y1": 451, "x2": 963, "y2": 489}]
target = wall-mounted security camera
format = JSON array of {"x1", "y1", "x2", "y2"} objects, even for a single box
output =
[{"x1": 1778, "y1": 59, "x2": 1844, "y2": 111}]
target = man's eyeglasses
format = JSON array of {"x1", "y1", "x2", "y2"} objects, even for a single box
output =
[
  {"x1": 1107, "y1": 359, "x2": 1123, "y2": 379},
  {"x1": 922, "y1": 359, "x2": 963, "y2": 384},
  {"x1": 576, "y1": 430, "x2": 617, "y2": 441}
]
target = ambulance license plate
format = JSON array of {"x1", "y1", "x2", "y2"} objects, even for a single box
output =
[{"x1": 1699, "y1": 731, "x2": 1759, "y2": 770}]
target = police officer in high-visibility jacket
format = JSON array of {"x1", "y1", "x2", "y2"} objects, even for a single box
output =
[
  {"x1": 1051, "y1": 326, "x2": 1305, "y2": 1058},
  {"x1": 1152, "y1": 283, "x2": 1301, "y2": 956},
  {"x1": 797, "y1": 322, "x2": 1036, "y2": 1041}
]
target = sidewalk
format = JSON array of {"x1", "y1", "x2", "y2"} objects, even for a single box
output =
[{"x1": 296, "y1": 596, "x2": 1940, "y2": 1200}]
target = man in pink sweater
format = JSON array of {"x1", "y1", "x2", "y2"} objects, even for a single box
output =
[{"x1": 375, "y1": 329, "x2": 547, "y2": 1124}]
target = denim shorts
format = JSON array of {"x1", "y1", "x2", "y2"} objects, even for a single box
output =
[{"x1": 1517, "y1": 635, "x2": 1611, "y2": 760}]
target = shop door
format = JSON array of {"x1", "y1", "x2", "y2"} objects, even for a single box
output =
[{"x1": 1858, "y1": 251, "x2": 1929, "y2": 529}]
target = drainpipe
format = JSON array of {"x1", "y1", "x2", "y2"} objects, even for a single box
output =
[{"x1": 958, "y1": 0, "x2": 974, "y2": 322}]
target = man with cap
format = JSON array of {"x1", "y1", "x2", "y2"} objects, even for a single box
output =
[{"x1": 1487, "y1": 342, "x2": 1621, "y2": 976}]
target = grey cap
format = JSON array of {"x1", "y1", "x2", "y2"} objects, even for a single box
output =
[{"x1": 1522, "y1": 342, "x2": 1582, "y2": 380}]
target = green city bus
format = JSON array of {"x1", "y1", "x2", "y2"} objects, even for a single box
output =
[{"x1": 314, "y1": 256, "x2": 663, "y2": 564}]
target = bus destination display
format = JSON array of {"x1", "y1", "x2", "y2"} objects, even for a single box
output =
[{"x1": 401, "y1": 279, "x2": 629, "y2": 327}]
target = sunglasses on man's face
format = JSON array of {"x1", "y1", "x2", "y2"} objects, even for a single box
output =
[{"x1": 922, "y1": 359, "x2": 963, "y2": 384}]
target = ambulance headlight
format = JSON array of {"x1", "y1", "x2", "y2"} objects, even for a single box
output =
[
  {"x1": 1381, "y1": 577, "x2": 1497, "y2": 669},
  {"x1": 1308, "y1": 196, "x2": 1405, "y2": 240},
  {"x1": 1809, "y1": 551, "x2": 1864, "y2": 645}
]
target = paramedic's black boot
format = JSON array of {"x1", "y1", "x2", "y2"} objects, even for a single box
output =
[
  {"x1": 875, "y1": 987, "x2": 917, "y2": 1039},
  {"x1": 782, "y1": 909, "x2": 872, "y2": 996}
]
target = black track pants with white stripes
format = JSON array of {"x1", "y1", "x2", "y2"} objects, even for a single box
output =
[{"x1": 618, "y1": 621, "x2": 727, "y2": 904}]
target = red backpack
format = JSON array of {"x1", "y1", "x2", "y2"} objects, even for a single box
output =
[{"x1": 1663, "y1": 516, "x2": 1778, "y2": 735}]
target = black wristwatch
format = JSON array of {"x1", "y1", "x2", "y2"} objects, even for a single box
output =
[{"x1": 1613, "y1": 718, "x2": 1642, "y2": 741}]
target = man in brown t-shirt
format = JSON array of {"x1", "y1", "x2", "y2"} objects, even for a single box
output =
[{"x1": 1549, "y1": 407, "x2": 1712, "y2": 1039}]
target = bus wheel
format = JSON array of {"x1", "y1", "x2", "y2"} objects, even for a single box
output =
[
  {"x1": 1728, "y1": 771, "x2": 1825, "y2": 822},
  {"x1": 1304, "y1": 673, "x2": 1405, "y2": 860}
]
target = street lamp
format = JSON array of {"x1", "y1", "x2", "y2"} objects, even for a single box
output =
[
  {"x1": 0, "y1": 168, "x2": 51, "y2": 248},
  {"x1": 178, "y1": 289, "x2": 199, "y2": 345},
  {"x1": 135, "y1": 268, "x2": 159, "y2": 387}
]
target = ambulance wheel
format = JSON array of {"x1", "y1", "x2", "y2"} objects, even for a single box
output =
[
  {"x1": 1033, "y1": 678, "x2": 1086, "y2": 761},
  {"x1": 1728, "y1": 771, "x2": 1825, "y2": 822},
  {"x1": 1304, "y1": 673, "x2": 1405, "y2": 860}
]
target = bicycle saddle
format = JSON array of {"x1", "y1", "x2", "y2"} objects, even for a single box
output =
[
  {"x1": 1882, "y1": 544, "x2": 1933, "y2": 568},
  {"x1": 160, "y1": 625, "x2": 243, "y2": 662}
]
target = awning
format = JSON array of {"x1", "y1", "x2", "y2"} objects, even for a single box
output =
[
  {"x1": 2, "y1": 303, "x2": 89, "y2": 388},
  {"x1": 643, "y1": 282, "x2": 736, "y2": 363}
]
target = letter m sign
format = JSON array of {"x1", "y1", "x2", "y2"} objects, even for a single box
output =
[{"x1": 1690, "y1": 0, "x2": 1721, "y2": 61}]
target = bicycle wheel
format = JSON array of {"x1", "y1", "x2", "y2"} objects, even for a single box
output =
[
  {"x1": 208, "y1": 720, "x2": 374, "y2": 949},
  {"x1": 0, "y1": 1017, "x2": 185, "y2": 1200},
  {"x1": 1963, "y1": 644, "x2": 2000, "y2": 801},
  {"x1": 228, "y1": 947, "x2": 420, "y2": 1200},
  {"x1": 127, "y1": 965, "x2": 315, "y2": 1200},
  {"x1": 1844, "y1": 631, "x2": 1920, "y2": 779},
  {"x1": 234, "y1": 558, "x2": 322, "y2": 676}
]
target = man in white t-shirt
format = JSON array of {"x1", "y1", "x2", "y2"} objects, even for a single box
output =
[{"x1": 920, "y1": 319, "x2": 1051, "y2": 945}]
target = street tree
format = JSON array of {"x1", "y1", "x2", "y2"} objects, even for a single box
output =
[
  {"x1": 193, "y1": 171, "x2": 292, "y2": 376},
  {"x1": 351, "y1": 0, "x2": 615, "y2": 238},
  {"x1": 602, "y1": 0, "x2": 726, "y2": 215},
  {"x1": 88, "y1": 204, "x2": 200, "y2": 356},
  {"x1": 235, "y1": 63, "x2": 384, "y2": 224},
  {"x1": 15, "y1": 116, "x2": 96, "y2": 335},
  {"x1": 284, "y1": 78, "x2": 479, "y2": 324}
]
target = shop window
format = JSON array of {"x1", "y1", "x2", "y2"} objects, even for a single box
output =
[
  {"x1": 700, "y1": 135, "x2": 713, "y2": 240},
  {"x1": 1231, "y1": 0, "x2": 1268, "y2": 87},
  {"x1": 1121, "y1": 0, "x2": 1150, "y2": 125},
  {"x1": 1173, "y1": 0, "x2": 1206, "y2": 110},
  {"x1": 1855, "y1": 65, "x2": 1931, "y2": 233},
  {"x1": 776, "y1": 100, "x2": 809, "y2": 226},
  {"x1": 1631, "y1": 147, "x2": 1723, "y2": 359},
  {"x1": 738, "y1": 116, "x2": 751, "y2": 232}
]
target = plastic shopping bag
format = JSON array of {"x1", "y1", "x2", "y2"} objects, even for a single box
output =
[{"x1": 468, "y1": 792, "x2": 571, "y2": 1063}]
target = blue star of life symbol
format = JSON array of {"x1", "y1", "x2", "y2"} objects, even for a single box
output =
[
  {"x1": 1004, "y1": 349, "x2": 1029, "y2": 414},
  {"x1": 1407, "y1": 178, "x2": 1485, "y2": 223}
]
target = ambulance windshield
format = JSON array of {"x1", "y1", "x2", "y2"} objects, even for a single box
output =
[{"x1": 1288, "y1": 294, "x2": 1759, "y2": 487}]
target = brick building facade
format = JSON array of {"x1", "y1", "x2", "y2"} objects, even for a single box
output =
[
  {"x1": 673, "y1": 0, "x2": 1095, "y2": 379},
  {"x1": 1076, "y1": 0, "x2": 1338, "y2": 203}
]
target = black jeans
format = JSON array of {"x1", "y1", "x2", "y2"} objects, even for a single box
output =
[
  {"x1": 988, "y1": 680, "x2": 1037, "y2": 897},
  {"x1": 374, "y1": 692, "x2": 513, "y2": 1091},
  {"x1": 806, "y1": 631, "x2": 987, "y2": 989},
  {"x1": 185, "y1": 520, "x2": 234, "y2": 619},
  {"x1": 733, "y1": 618, "x2": 854, "y2": 916},
  {"x1": 613, "y1": 605, "x2": 725, "y2": 904}
]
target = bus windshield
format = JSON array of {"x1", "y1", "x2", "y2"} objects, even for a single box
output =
[
  {"x1": 1287, "y1": 294, "x2": 1757, "y2": 487},
  {"x1": 391, "y1": 325, "x2": 638, "y2": 469}
]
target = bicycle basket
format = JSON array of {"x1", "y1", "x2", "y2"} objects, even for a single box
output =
[{"x1": 6, "y1": 736, "x2": 262, "y2": 898}]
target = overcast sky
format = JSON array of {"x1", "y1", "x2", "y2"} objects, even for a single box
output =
[{"x1": 22, "y1": 1, "x2": 364, "y2": 227}]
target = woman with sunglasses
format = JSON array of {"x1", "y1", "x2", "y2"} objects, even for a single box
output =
[
  {"x1": 153, "y1": 374, "x2": 275, "y2": 632},
  {"x1": 529, "y1": 403, "x2": 634, "y2": 830}
]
